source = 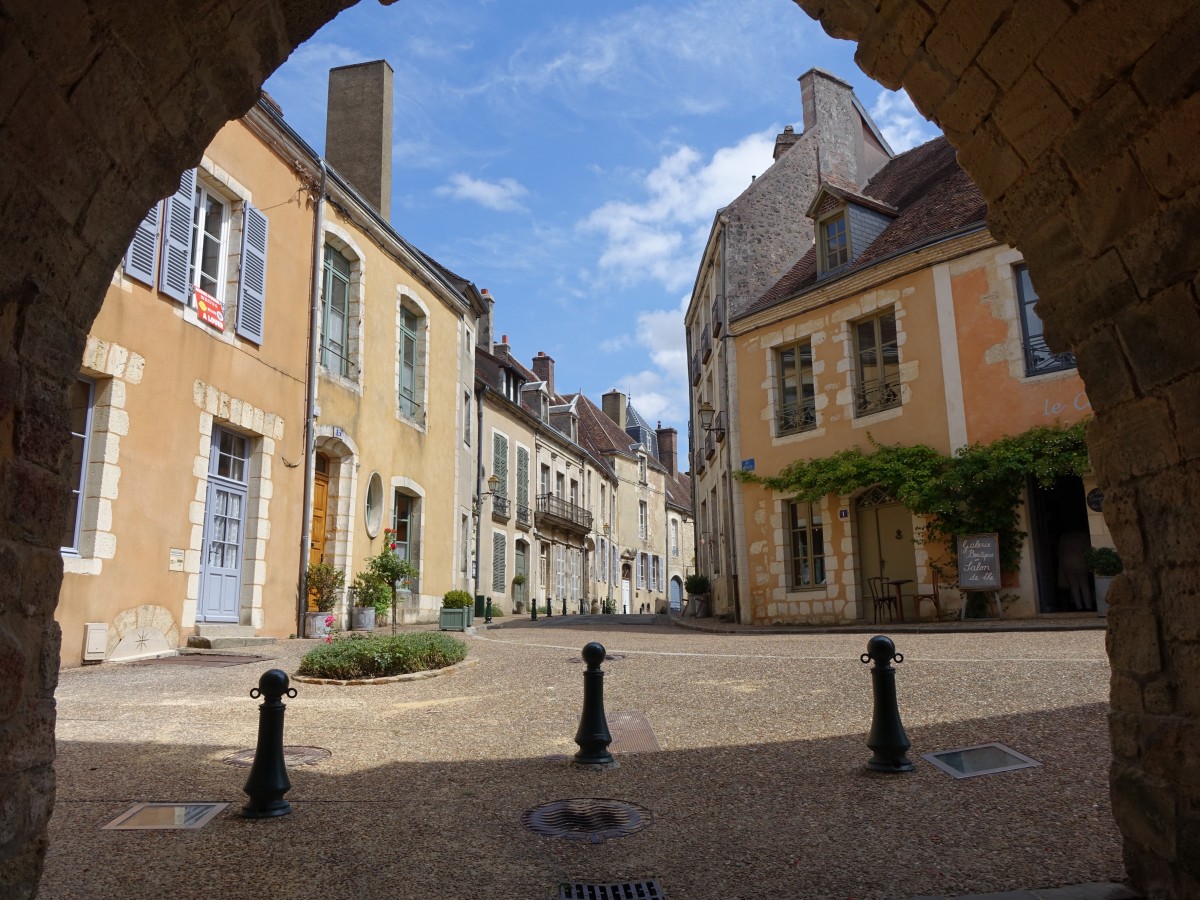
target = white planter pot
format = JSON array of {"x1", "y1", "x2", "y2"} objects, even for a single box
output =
[
  {"x1": 351, "y1": 606, "x2": 376, "y2": 631},
  {"x1": 1094, "y1": 575, "x2": 1114, "y2": 616},
  {"x1": 306, "y1": 611, "x2": 334, "y2": 638}
]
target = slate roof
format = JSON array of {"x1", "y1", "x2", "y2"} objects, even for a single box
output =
[
  {"x1": 664, "y1": 469, "x2": 693, "y2": 514},
  {"x1": 740, "y1": 136, "x2": 987, "y2": 319}
]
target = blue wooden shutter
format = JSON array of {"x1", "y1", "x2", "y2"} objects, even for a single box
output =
[
  {"x1": 236, "y1": 203, "x2": 268, "y2": 343},
  {"x1": 158, "y1": 168, "x2": 197, "y2": 303},
  {"x1": 123, "y1": 203, "x2": 160, "y2": 286}
]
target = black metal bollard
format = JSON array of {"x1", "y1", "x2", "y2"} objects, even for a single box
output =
[
  {"x1": 241, "y1": 669, "x2": 297, "y2": 817},
  {"x1": 531, "y1": 596, "x2": 538, "y2": 621},
  {"x1": 546, "y1": 598, "x2": 552, "y2": 617},
  {"x1": 860, "y1": 636, "x2": 914, "y2": 773},
  {"x1": 485, "y1": 598, "x2": 493, "y2": 624},
  {"x1": 562, "y1": 598, "x2": 567, "y2": 616},
  {"x1": 574, "y1": 642, "x2": 615, "y2": 766}
]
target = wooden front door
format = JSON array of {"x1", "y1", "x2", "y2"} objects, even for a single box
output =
[{"x1": 307, "y1": 454, "x2": 330, "y2": 611}]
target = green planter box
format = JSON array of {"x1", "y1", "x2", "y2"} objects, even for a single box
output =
[{"x1": 439, "y1": 608, "x2": 468, "y2": 632}]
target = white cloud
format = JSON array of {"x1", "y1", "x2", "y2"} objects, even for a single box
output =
[
  {"x1": 870, "y1": 89, "x2": 941, "y2": 153},
  {"x1": 600, "y1": 335, "x2": 632, "y2": 353},
  {"x1": 436, "y1": 173, "x2": 529, "y2": 212},
  {"x1": 581, "y1": 129, "x2": 776, "y2": 291}
]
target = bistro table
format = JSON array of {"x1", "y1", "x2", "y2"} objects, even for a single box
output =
[{"x1": 885, "y1": 579, "x2": 912, "y2": 623}]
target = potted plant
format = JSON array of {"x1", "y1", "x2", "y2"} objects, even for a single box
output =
[
  {"x1": 1085, "y1": 546, "x2": 1123, "y2": 616},
  {"x1": 684, "y1": 573, "x2": 711, "y2": 617},
  {"x1": 305, "y1": 562, "x2": 345, "y2": 637},
  {"x1": 440, "y1": 589, "x2": 474, "y2": 632},
  {"x1": 369, "y1": 535, "x2": 419, "y2": 625},
  {"x1": 349, "y1": 569, "x2": 390, "y2": 632}
]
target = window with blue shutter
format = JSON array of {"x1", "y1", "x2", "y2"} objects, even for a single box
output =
[
  {"x1": 235, "y1": 203, "x2": 268, "y2": 343},
  {"x1": 124, "y1": 204, "x2": 160, "y2": 287},
  {"x1": 159, "y1": 168, "x2": 197, "y2": 303}
]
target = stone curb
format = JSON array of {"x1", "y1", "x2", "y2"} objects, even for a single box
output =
[
  {"x1": 668, "y1": 614, "x2": 1108, "y2": 636},
  {"x1": 291, "y1": 657, "x2": 480, "y2": 686}
]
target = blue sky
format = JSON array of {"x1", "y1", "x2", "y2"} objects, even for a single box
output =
[{"x1": 264, "y1": 0, "x2": 939, "y2": 454}]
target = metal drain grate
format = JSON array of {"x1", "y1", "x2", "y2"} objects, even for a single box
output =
[
  {"x1": 224, "y1": 746, "x2": 331, "y2": 767},
  {"x1": 522, "y1": 798, "x2": 651, "y2": 844},
  {"x1": 568, "y1": 654, "x2": 625, "y2": 663},
  {"x1": 559, "y1": 880, "x2": 664, "y2": 899},
  {"x1": 608, "y1": 711, "x2": 661, "y2": 755}
]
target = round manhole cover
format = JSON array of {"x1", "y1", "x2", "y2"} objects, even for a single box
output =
[
  {"x1": 224, "y1": 746, "x2": 331, "y2": 767},
  {"x1": 521, "y1": 798, "x2": 651, "y2": 844},
  {"x1": 567, "y1": 654, "x2": 625, "y2": 663}
]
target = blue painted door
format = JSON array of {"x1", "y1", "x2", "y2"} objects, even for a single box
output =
[{"x1": 199, "y1": 428, "x2": 249, "y2": 623}]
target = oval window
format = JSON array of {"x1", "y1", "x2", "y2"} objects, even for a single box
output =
[{"x1": 365, "y1": 472, "x2": 384, "y2": 537}]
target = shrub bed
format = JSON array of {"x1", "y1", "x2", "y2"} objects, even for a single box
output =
[{"x1": 298, "y1": 632, "x2": 467, "y2": 680}]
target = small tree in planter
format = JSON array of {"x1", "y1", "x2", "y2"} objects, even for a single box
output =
[
  {"x1": 1085, "y1": 546, "x2": 1123, "y2": 616},
  {"x1": 440, "y1": 589, "x2": 474, "y2": 632},
  {"x1": 684, "y1": 573, "x2": 711, "y2": 617},
  {"x1": 349, "y1": 570, "x2": 391, "y2": 631},
  {"x1": 306, "y1": 563, "x2": 345, "y2": 637}
]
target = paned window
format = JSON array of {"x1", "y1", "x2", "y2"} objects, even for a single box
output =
[
  {"x1": 320, "y1": 245, "x2": 351, "y2": 376},
  {"x1": 463, "y1": 392, "x2": 471, "y2": 446},
  {"x1": 189, "y1": 183, "x2": 228, "y2": 302},
  {"x1": 853, "y1": 309, "x2": 901, "y2": 416},
  {"x1": 639, "y1": 500, "x2": 648, "y2": 540},
  {"x1": 821, "y1": 212, "x2": 849, "y2": 270},
  {"x1": 63, "y1": 377, "x2": 94, "y2": 553},
  {"x1": 638, "y1": 553, "x2": 648, "y2": 589},
  {"x1": 777, "y1": 340, "x2": 816, "y2": 434},
  {"x1": 670, "y1": 519, "x2": 679, "y2": 557},
  {"x1": 392, "y1": 492, "x2": 416, "y2": 562},
  {"x1": 398, "y1": 304, "x2": 424, "y2": 419},
  {"x1": 1015, "y1": 264, "x2": 1075, "y2": 376},
  {"x1": 639, "y1": 455, "x2": 647, "y2": 484},
  {"x1": 788, "y1": 500, "x2": 825, "y2": 588},
  {"x1": 540, "y1": 463, "x2": 551, "y2": 497}
]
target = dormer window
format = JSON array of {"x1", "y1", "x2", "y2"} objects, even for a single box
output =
[{"x1": 820, "y1": 212, "x2": 849, "y2": 270}]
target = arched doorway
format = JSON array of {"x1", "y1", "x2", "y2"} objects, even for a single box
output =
[{"x1": 669, "y1": 575, "x2": 683, "y2": 613}]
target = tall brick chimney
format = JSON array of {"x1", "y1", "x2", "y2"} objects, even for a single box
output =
[
  {"x1": 325, "y1": 60, "x2": 394, "y2": 219},
  {"x1": 602, "y1": 390, "x2": 626, "y2": 431},
  {"x1": 655, "y1": 424, "x2": 677, "y2": 476},
  {"x1": 773, "y1": 124, "x2": 800, "y2": 161},
  {"x1": 532, "y1": 351, "x2": 554, "y2": 395}
]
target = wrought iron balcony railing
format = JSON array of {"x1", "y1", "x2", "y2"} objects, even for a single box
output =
[
  {"x1": 535, "y1": 493, "x2": 593, "y2": 533},
  {"x1": 778, "y1": 399, "x2": 817, "y2": 435},
  {"x1": 491, "y1": 495, "x2": 510, "y2": 521},
  {"x1": 515, "y1": 504, "x2": 532, "y2": 528},
  {"x1": 855, "y1": 373, "x2": 902, "y2": 417},
  {"x1": 1023, "y1": 334, "x2": 1076, "y2": 377}
]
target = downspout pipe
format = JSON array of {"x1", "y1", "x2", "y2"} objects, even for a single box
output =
[
  {"x1": 298, "y1": 160, "x2": 327, "y2": 638},
  {"x1": 718, "y1": 221, "x2": 743, "y2": 624},
  {"x1": 472, "y1": 383, "x2": 485, "y2": 601}
]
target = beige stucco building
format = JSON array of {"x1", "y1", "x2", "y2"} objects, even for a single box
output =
[{"x1": 56, "y1": 65, "x2": 483, "y2": 664}]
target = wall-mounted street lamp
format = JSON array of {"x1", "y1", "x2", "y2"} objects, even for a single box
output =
[
  {"x1": 474, "y1": 474, "x2": 501, "y2": 513},
  {"x1": 697, "y1": 400, "x2": 719, "y2": 432}
]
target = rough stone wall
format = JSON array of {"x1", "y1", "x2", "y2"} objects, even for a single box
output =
[
  {"x1": 792, "y1": 1, "x2": 1200, "y2": 896},
  {"x1": 0, "y1": 2, "x2": 357, "y2": 895}
]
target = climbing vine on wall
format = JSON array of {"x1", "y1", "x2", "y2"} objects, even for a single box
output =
[{"x1": 737, "y1": 422, "x2": 1090, "y2": 573}]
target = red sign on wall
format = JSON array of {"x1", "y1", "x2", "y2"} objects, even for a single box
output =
[{"x1": 194, "y1": 287, "x2": 225, "y2": 332}]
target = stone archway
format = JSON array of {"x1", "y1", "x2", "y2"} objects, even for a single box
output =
[{"x1": 0, "y1": 2, "x2": 1197, "y2": 896}]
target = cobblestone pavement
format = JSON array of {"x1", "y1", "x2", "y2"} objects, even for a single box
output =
[{"x1": 41, "y1": 616, "x2": 1131, "y2": 899}]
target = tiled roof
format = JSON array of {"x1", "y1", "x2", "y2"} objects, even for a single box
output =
[
  {"x1": 665, "y1": 470, "x2": 693, "y2": 514},
  {"x1": 740, "y1": 137, "x2": 987, "y2": 318}
]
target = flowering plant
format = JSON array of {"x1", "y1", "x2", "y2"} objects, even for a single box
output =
[
  {"x1": 372, "y1": 530, "x2": 419, "y2": 588},
  {"x1": 322, "y1": 614, "x2": 340, "y2": 644}
]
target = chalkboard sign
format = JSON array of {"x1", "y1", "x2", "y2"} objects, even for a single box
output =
[{"x1": 957, "y1": 533, "x2": 1002, "y2": 591}]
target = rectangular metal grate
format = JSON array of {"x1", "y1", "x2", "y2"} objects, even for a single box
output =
[
  {"x1": 559, "y1": 880, "x2": 664, "y2": 900},
  {"x1": 607, "y1": 710, "x2": 662, "y2": 755},
  {"x1": 102, "y1": 802, "x2": 229, "y2": 830},
  {"x1": 922, "y1": 742, "x2": 1041, "y2": 779}
]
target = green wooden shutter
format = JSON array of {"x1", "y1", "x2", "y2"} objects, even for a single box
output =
[
  {"x1": 492, "y1": 531, "x2": 506, "y2": 592},
  {"x1": 492, "y1": 433, "x2": 509, "y2": 499},
  {"x1": 516, "y1": 446, "x2": 529, "y2": 510}
]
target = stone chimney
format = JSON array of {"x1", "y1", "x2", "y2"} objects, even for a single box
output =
[
  {"x1": 656, "y1": 425, "x2": 677, "y2": 476},
  {"x1": 477, "y1": 288, "x2": 495, "y2": 354},
  {"x1": 325, "y1": 60, "x2": 394, "y2": 219},
  {"x1": 798, "y1": 67, "x2": 891, "y2": 187},
  {"x1": 532, "y1": 351, "x2": 554, "y2": 395},
  {"x1": 602, "y1": 390, "x2": 627, "y2": 431},
  {"x1": 495, "y1": 334, "x2": 510, "y2": 359},
  {"x1": 773, "y1": 124, "x2": 800, "y2": 161}
]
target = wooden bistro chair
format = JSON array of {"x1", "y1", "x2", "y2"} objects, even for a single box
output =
[
  {"x1": 868, "y1": 576, "x2": 897, "y2": 624},
  {"x1": 912, "y1": 569, "x2": 944, "y2": 623}
]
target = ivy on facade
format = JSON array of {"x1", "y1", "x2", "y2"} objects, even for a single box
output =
[{"x1": 737, "y1": 422, "x2": 1090, "y2": 573}]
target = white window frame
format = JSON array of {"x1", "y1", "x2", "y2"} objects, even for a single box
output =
[
  {"x1": 639, "y1": 500, "x2": 648, "y2": 541},
  {"x1": 189, "y1": 182, "x2": 230, "y2": 305},
  {"x1": 62, "y1": 376, "x2": 95, "y2": 556}
]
